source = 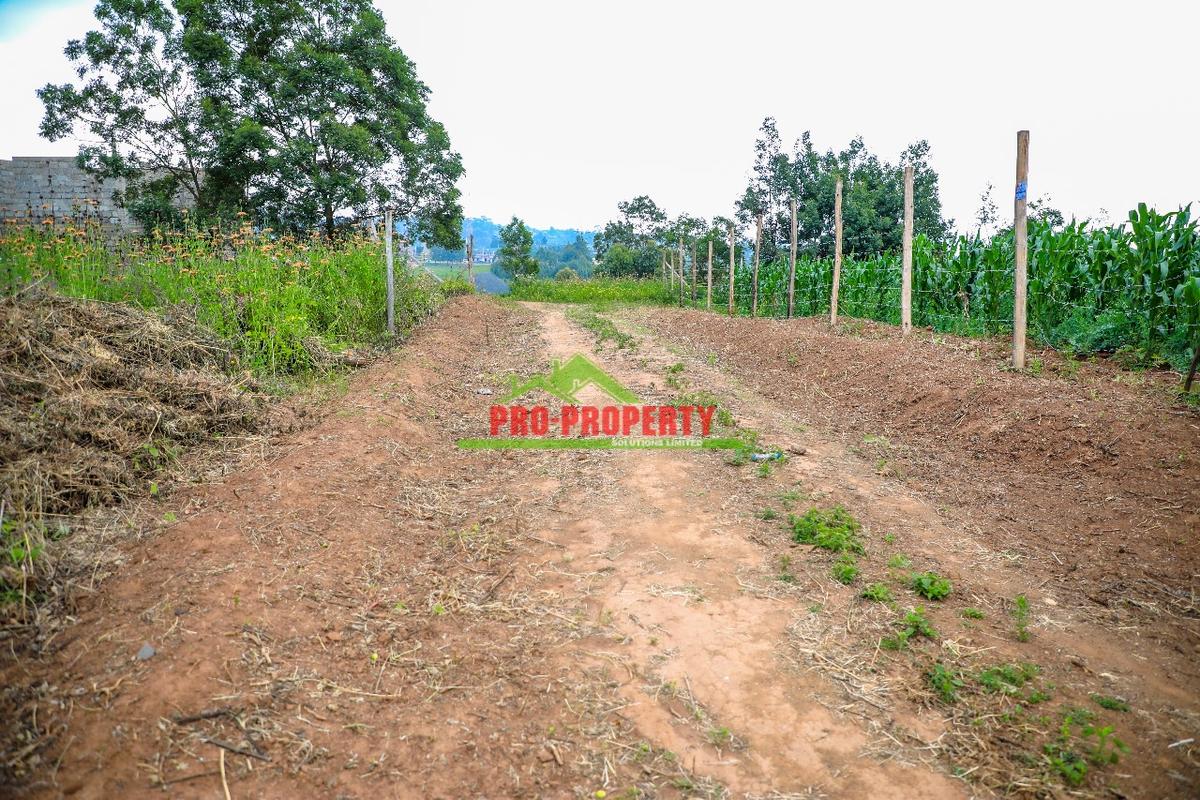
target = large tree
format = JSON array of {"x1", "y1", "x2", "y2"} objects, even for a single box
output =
[
  {"x1": 37, "y1": 0, "x2": 214, "y2": 228},
  {"x1": 38, "y1": 0, "x2": 463, "y2": 243},
  {"x1": 495, "y1": 216, "x2": 539, "y2": 278},
  {"x1": 594, "y1": 195, "x2": 668, "y2": 278},
  {"x1": 737, "y1": 119, "x2": 951, "y2": 260}
]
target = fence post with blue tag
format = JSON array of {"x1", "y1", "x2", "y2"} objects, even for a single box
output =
[{"x1": 1013, "y1": 130, "x2": 1030, "y2": 369}]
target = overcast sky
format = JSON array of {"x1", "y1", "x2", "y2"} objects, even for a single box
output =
[{"x1": 2, "y1": 0, "x2": 1197, "y2": 232}]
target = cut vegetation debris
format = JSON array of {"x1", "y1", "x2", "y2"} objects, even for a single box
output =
[{"x1": 0, "y1": 292, "x2": 268, "y2": 620}]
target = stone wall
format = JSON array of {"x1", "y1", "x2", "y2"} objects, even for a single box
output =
[{"x1": 1, "y1": 156, "x2": 143, "y2": 231}]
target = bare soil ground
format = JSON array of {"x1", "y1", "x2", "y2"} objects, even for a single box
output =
[{"x1": 3, "y1": 296, "x2": 1197, "y2": 799}]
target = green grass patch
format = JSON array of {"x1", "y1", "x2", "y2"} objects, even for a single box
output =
[
  {"x1": 1, "y1": 225, "x2": 446, "y2": 376},
  {"x1": 977, "y1": 662, "x2": 1039, "y2": 694},
  {"x1": 508, "y1": 276, "x2": 673, "y2": 304},
  {"x1": 564, "y1": 306, "x2": 636, "y2": 349},
  {"x1": 860, "y1": 582, "x2": 893, "y2": 602},
  {"x1": 789, "y1": 506, "x2": 864, "y2": 554},
  {"x1": 1090, "y1": 694, "x2": 1130, "y2": 712}
]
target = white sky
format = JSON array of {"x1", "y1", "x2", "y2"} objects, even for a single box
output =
[{"x1": 2, "y1": 0, "x2": 1197, "y2": 232}]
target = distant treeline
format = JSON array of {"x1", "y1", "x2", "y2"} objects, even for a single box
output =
[{"x1": 420, "y1": 216, "x2": 595, "y2": 278}]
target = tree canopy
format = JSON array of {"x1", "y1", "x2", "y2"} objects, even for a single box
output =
[
  {"x1": 38, "y1": 0, "x2": 463, "y2": 244},
  {"x1": 736, "y1": 118, "x2": 951, "y2": 261},
  {"x1": 495, "y1": 216, "x2": 539, "y2": 278}
]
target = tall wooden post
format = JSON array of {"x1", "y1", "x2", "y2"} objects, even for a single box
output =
[
  {"x1": 1013, "y1": 130, "x2": 1030, "y2": 369},
  {"x1": 466, "y1": 233, "x2": 474, "y2": 287},
  {"x1": 384, "y1": 209, "x2": 395, "y2": 335},
  {"x1": 901, "y1": 165, "x2": 914, "y2": 335},
  {"x1": 691, "y1": 242, "x2": 698, "y2": 305},
  {"x1": 678, "y1": 237, "x2": 685, "y2": 307},
  {"x1": 830, "y1": 182, "x2": 843, "y2": 326},
  {"x1": 751, "y1": 212, "x2": 762, "y2": 317},
  {"x1": 788, "y1": 197, "x2": 798, "y2": 318},
  {"x1": 727, "y1": 223, "x2": 735, "y2": 316},
  {"x1": 706, "y1": 239, "x2": 713, "y2": 309}
]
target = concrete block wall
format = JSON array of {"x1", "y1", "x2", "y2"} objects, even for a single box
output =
[{"x1": 0, "y1": 156, "x2": 138, "y2": 230}]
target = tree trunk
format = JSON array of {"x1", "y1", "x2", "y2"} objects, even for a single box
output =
[{"x1": 324, "y1": 204, "x2": 336, "y2": 239}]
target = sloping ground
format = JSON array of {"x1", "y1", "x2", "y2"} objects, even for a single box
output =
[
  {"x1": 636, "y1": 310, "x2": 1199, "y2": 625},
  {"x1": 2, "y1": 296, "x2": 1198, "y2": 798}
]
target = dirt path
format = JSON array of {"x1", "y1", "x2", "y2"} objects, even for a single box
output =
[{"x1": 7, "y1": 296, "x2": 1198, "y2": 799}]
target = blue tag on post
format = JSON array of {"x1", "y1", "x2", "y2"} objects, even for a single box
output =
[{"x1": 1015, "y1": 181, "x2": 1027, "y2": 201}]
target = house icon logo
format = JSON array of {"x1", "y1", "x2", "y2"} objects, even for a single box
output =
[{"x1": 502, "y1": 354, "x2": 638, "y2": 404}]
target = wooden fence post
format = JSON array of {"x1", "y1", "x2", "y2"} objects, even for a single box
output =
[
  {"x1": 706, "y1": 239, "x2": 713, "y2": 309},
  {"x1": 728, "y1": 223, "x2": 735, "y2": 317},
  {"x1": 678, "y1": 237, "x2": 685, "y2": 307},
  {"x1": 901, "y1": 165, "x2": 914, "y2": 334},
  {"x1": 751, "y1": 212, "x2": 762, "y2": 317},
  {"x1": 788, "y1": 197, "x2": 798, "y2": 318},
  {"x1": 691, "y1": 242, "x2": 698, "y2": 305},
  {"x1": 830, "y1": 180, "x2": 843, "y2": 326},
  {"x1": 466, "y1": 232, "x2": 474, "y2": 287},
  {"x1": 384, "y1": 209, "x2": 395, "y2": 335},
  {"x1": 1013, "y1": 130, "x2": 1029, "y2": 368}
]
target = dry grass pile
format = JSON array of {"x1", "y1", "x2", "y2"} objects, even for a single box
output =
[{"x1": 0, "y1": 290, "x2": 265, "y2": 617}]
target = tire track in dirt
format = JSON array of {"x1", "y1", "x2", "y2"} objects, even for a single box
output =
[{"x1": 526, "y1": 303, "x2": 964, "y2": 798}]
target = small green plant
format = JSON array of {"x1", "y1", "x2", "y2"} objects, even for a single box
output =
[
  {"x1": 927, "y1": 662, "x2": 964, "y2": 703},
  {"x1": 757, "y1": 508, "x2": 778, "y2": 520},
  {"x1": 882, "y1": 533, "x2": 895, "y2": 544},
  {"x1": 860, "y1": 582, "x2": 893, "y2": 602},
  {"x1": 976, "y1": 662, "x2": 1039, "y2": 694},
  {"x1": 909, "y1": 571, "x2": 952, "y2": 600},
  {"x1": 776, "y1": 554, "x2": 796, "y2": 584},
  {"x1": 1013, "y1": 594, "x2": 1031, "y2": 641},
  {"x1": 961, "y1": 607, "x2": 985, "y2": 620},
  {"x1": 887, "y1": 554, "x2": 911, "y2": 570},
  {"x1": 1043, "y1": 707, "x2": 1129, "y2": 786},
  {"x1": 665, "y1": 362, "x2": 686, "y2": 389},
  {"x1": 1090, "y1": 694, "x2": 1130, "y2": 712},
  {"x1": 707, "y1": 726, "x2": 732, "y2": 747},
  {"x1": 789, "y1": 506, "x2": 864, "y2": 554},
  {"x1": 831, "y1": 554, "x2": 859, "y2": 585},
  {"x1": 881, "y1": 606, "x2": 937, "y2": 649},
  {"x1": 756, "y1": 461, "x2": 773, "y2": 478}
]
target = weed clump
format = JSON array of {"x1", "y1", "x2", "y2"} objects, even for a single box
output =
[
  {"x1": 1090, "y1": 694, "x2": 1130, "y2": 712},
  {"x1": 909, "y1": 571, "x2": 952, "y2": 600},
  {"x1": 927, "y1": 662, "x2": 964, "y2": 703},
  {"x1": 789, "y1": 506, "x2": 864, "y2": 554},
  {"x1": 881, "y1": 606, "x2": 937, "y2": 650},
  {"x1": 977, "y1": 663, "x2": 1039, "y2": 694},
  {"x1": 830, "y1": 554, "x2": 859, "y2": 585},
  {"x1": 861, "y1": 582, "x2": 893, "y2": 602}
]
